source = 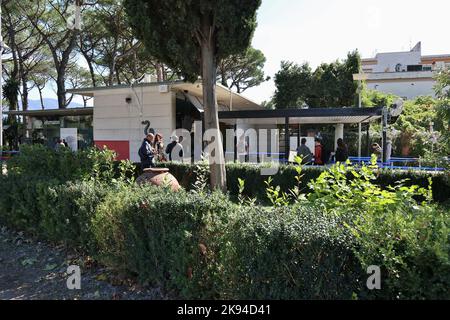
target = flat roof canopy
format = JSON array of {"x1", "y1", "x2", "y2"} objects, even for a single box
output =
[
  {"x1": 218, "y1": 107, "x2": 383, "y2": 125},
  {"x1": 68, "y1": 81, "x2": 262, "y2": 111},
  {"x1": 4, "y1": 107, "x2": 94, "y2": 117}
]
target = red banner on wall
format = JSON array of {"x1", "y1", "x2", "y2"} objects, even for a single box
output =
[{"x1": 95, "y1": 141, "x2": 130, "y2": 161}]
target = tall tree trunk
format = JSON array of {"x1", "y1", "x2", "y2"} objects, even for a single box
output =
[
  {"x1": 201, "y1": 23, "x2": 227, "y2": 192},
  {"x1": 85, "y1": 55, "x2": 97, "y2": 87},
  {"x1": 219, "y1": 63, "x2": 228, "y2": 87},
  {"x1": 156, "y1": 62, "x2": 164, "y2": 82},
  {"x1": 38, "y1": 86, "x2": 45, "y2": 110},
  {"x1": 56, "y1": 71, "x2": 67, "y2": 109},
  {"x1": 20, "y1": 73, "x2": 29, "y2": 111}
]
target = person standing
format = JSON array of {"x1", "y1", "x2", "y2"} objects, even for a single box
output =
[
  {"x1": 296, "y1": 138, "x2": 313, "y2": 164},
  {"x1": 166, "y1": 135, "x2": 184, "y2": 161},
  {"x1": 54, "y1": 138, "x2": 65, "y2": 151},
  {"x1": 154, "y1": 133, "x2": 167, "y2": 162},
  {"x1": 314, "y1": 138, "x2": 324, "y2": 165},
  {"x1": 372, "y1": 143, "x2": 382, "y2": 160},
  {"x1": 139, "y1": 133, "x2": 156, "y2": 169},
  {"x1": 335, "y1": 138, "x2": 349, "y2": 162}
]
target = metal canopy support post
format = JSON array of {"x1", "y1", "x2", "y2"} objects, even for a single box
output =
[
  {"x1": 382, "y1": 107, "x2": 388, "y2": 164},
  {"x1": 234, "y1": 124, "x2": 237, "y2": 162},
  {"x1": 358, "y1": 122, "x2": 362, "y2": 158},
  {"x1": 358, "y1": 80, "x2": 362, "y2": 158},
  {"x1": 284, "y1": 117, "x2": 290, "y2": 162},
  {"x1": 366, "y1": 123, "x2": 370, "y2": 156}
]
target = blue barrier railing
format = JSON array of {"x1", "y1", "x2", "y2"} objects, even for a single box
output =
[{"x1": 0, "y1": 151, "x2": 20, "y2": 161}]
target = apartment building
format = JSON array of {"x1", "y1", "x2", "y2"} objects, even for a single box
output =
[{"x1": 361, "y1": 42, "x2": 450, "y2": 99}]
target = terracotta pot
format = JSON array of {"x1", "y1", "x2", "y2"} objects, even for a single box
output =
[{"x1": 136, "y1": 168, "x2": 180, "y2": 192}]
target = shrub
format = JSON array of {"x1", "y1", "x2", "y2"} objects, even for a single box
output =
[
  {"x1": 221, "y1": 204, "x2": 359, "y2": 299},
  {"x1": 307, "y1": 157, "x2": 450, "y2": 299},
  {"x1": 92, "y1": 184, "x2": 236, "y2": 299},
  {"x1": 6, "y1": 144, "x2": 117, "y2": 183},
  {"x1": 91, "y1": 184, "x2": 361, "y2": 299},
  {"x1": 156, "y1": 161, "x2": 450, "y2": 203},
  {"x1": 0, "y1": 148, "x2": 448, "y2": 300},
  {"x1": 37, "y1": 181, "x2": 109, "y2": 250},
  {"x1": 0, "y1": 175, "x2": 58, "y2": 233}
]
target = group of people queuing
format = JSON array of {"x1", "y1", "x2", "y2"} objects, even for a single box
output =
[
  {"x1": 139, "y1": 133, "x2": 184, "y2": 169},
  {"x1": 296, "y1": 137, "x2": 349, "y2": 165}
]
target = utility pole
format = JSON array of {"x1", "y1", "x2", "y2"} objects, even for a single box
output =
[{"x1": 353, "y1": 73, "x2": 369, "y2": 160}]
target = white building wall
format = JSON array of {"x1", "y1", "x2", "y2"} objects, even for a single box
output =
[
  {"x1": 373, "y1": 51, "x2": 421, "y2": 73},
  {"x1": 93, "y1": 86, "x2": 176, "y2": 163},
  {"x1": 366, "y1": 80, "x2": 435, "y2": 100}
]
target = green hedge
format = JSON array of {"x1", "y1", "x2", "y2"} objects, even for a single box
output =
[
  {"x1": 155, "y1": 162, "x2": 450, "y2": 203},
  {"x1": 92, "y1": 185, "x2": 361, "y2": 299},
  {"x1": 0, "y1": 147, "x2": 448, "y2": 299},
  {"x1": 1, "y1": 177, "x2": 448, "y2": 299}
]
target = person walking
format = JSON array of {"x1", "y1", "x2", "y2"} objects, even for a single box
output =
[
  {"x1": 296, "y1": 138, "x2": 313, "y2": 164},
  {"x1": 335, "y1": 138, "x2": 349, "y2": 162},
  {"x1": 139, "y1": 133, "x2": 156, "y2": 169}
]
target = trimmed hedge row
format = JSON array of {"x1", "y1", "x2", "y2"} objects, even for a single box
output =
[
  {"x1": 0, "y1": 176, "x2": 448, "y2": 299},
  {"x1": 0, "y1": 175, "x2": 359, "y2": 299},
  {"x1": 155, "y1": 162, "x2": 450, "y2": 203},
  {"x1": 0, "y1": 147, "x2": 448, "y2": 299}
]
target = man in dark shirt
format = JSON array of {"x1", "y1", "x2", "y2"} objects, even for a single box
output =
[
  {"x1": 335, "y1": 138, "x2": 349, "y2": 162},
  {"x1": 139, "y1": 133, "x2": 155, "y2": 169},
  {"x1": 296, "y1": 138, "x2": 313, "y2": 164}
]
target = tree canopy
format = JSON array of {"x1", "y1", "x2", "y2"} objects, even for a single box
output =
[
  {"x1": 123, "y1": 0, "x2": 262, "y2": 191},
  {"x1": 123, "y1": 0, "x2": 261, "y2": 81},
  {"x1": 273, "y1": 51, "x2": 361, "y2": 108},
  {"x1": 434, "y1": 69, "x2": 450, "y2": 154},
  {"x1": 218, "y1": 47, "x2": 269, "y2": 93}
]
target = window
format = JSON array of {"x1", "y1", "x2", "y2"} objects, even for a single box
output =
[{"x1": 407, "y1": 65, "x2": 423, "y2": 72}]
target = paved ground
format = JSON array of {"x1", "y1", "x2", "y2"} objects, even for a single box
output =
[{"x1": 0, "y1": 226, "x2": 167, "y2": 300}]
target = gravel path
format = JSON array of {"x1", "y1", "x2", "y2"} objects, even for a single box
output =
[{"x1": 0, "y1": 226, "x2": 168, "y2": 300}]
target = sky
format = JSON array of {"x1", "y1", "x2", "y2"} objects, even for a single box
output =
[
  {"x1": 31, "y1": 0, "x2": 450, "y2": 106},
  {"x1": 244, "y1": 0, "x2": 450, "y2": 103}
]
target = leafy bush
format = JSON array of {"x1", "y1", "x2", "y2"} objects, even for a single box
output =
[
  {"x1": 37, "y1": 181, "x2": 109, "y2": 250},
  {"x1": 156, "y1": 161, "x2": 450, "y2": 203},
  {"x1": 221, "y1": 204, "x2": 359, "y2": 299},
  {"x1": 307, "y1": 156, "x2": 449, "y2": 299},
  {"x1": 0, "y1": 147, "x2": 448, "y2": 300},
  {"x1": 0, "y1": 175, "x2": 56, "y2": 233},
  {"x1": 6, "y1": 144, "x2": 118, "y2": 182},
  {"x1": 93, "y1": 184, "x2": 236, "y2": 299}
]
